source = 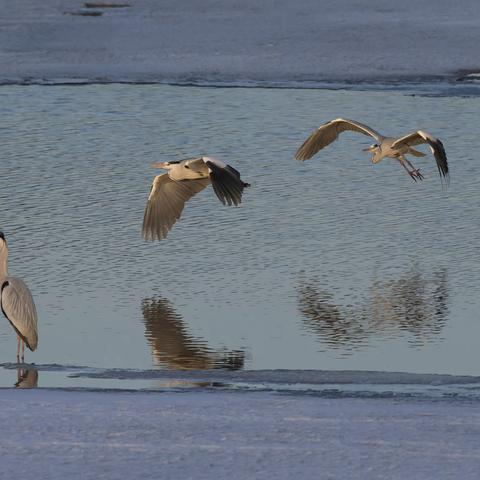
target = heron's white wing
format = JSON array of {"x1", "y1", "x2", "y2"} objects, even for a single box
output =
[
  {"x1": 1, "y1": 277, "x2": 38, "y2": 351},
  {"x1": 391, "y1": 131, "x2": 449, "y2": 182},
  {"x1": 142, "y1": 173, "x2": 210, "y2": 241},
  {"x1": 295, "y1": 118, "x2": 383, "y2": 161},
  {"x1": 202, "y1": 157, "x2": 248, "y2": 206}
]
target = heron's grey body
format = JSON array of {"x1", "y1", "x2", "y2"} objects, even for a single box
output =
[
  {"x1": 142, "y1": 156, "x2": 250, "y2": 241},
  {"x1": 0, "y1": 232, "x2": 38, "y2": 360},
  {"x1": 295, "y1": 118, "x2": 449, "y2": 183}
]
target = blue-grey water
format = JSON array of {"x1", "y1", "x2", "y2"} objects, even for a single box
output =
[{"x1": 0, "y1": 84, "x2": 479, "y2": 391}]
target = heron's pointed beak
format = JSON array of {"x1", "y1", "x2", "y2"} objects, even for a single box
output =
[
  {"x1": 362, "y1": 146, "x2": 374, "y2": 152},
  {"x1": 151, "y1": 162, "x2": 168, "y2": 169}
]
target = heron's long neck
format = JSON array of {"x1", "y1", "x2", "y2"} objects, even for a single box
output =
[{"x1": 0, "y1": 250, "x2": 8, "y2": 279}]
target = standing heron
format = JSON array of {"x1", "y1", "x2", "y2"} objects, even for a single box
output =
[
  {"x1": 295, "y1": 118, "x2": 449, "y2": 184},
  {"x1": 0, "y1": 232, "x2": 38, "y2": 361},
  {"x1": 142, "y1": 156, "x2": 250, "y2": 241}
]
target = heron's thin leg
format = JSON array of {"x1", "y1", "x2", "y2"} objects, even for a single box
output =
[
  {"x1": 21, "y1": 340, "x2": 25, "y2": 362},
  {"x1": 398, "y1": 157, "x2": 418, "y2": 182},
  {"x1": 17, "y1": 336, "x2": 21, "y2": 362}
]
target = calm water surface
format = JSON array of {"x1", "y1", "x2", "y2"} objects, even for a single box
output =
[{"x1": 0, "y1": 84, "x2": 479, "y2": 386}]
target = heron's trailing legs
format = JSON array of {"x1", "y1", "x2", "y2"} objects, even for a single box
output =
[{"x1": 398, "y1": 156, "x2": 424, "y2": 181}]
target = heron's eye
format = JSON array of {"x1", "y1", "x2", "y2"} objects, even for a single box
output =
[{"x1": 184, "y1": 165, "x2": 190, "y2": 169}]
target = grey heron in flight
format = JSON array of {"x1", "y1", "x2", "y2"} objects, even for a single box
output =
[
  {"x1": 0, "y1": 232, "x2": 38, "y2": 361},
  {"x1": 142, "y1": 156, "x2": 250, "y2": 241},
  {"x1": 295, "y1": 118, "x2": 449, "y2": 184}
]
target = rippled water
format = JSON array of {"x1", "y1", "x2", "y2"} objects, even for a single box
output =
[{"x1": 0, "y1": 84, "x2": 479, "y2": 386}]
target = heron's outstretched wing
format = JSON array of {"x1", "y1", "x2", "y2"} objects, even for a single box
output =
[
  {"x1": 295, "y1": 118, "x2": 383, "y2": 161},
  {"x1": 1, "y1": 277, "x2": 38, "y2": 351},
  {"x1": 391, "y1": 131, "x2": 449, "y2": 182},
  {"x1": 142, "y1": 173, "x2": 210, "y2": 241},
  {"x1": 202, "y1": 157, "x2": 249, "y2": 206}
]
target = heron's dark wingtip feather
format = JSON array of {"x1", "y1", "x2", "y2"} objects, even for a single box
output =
[
  {"x1": 427, "y1": 137, "x2": 449, "y2": 186},
  {"x1": 206, "y1": 160, "x2": 247, "y2": 206}
]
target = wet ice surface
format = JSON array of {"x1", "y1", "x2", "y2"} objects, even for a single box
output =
[
  {"x1": 1, "y1": 84, "x2": 480, "y2": 381},
  {"x1": 1, "y1": 0, "x2": 480, "y2": 84},
  {"x1": 1, "y1": 388, "x2": 480, "y2": 480}
]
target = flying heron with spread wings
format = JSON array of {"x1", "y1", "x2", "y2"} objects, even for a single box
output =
[
  {"x1": 142, "y1": 156, "x2": 250, "y2": 240},
  {"x1": 295, "y1": 118, "x2": 449, "y2": 184},
  {"x1": 0, "y1": 232, "x2": 38, "y2": 361}
]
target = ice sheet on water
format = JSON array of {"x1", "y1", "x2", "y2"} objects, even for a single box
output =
[{"x1": 3, "y1": 363, "x2": 480, "y2": 400}]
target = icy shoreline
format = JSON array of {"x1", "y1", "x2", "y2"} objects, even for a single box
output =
[
  {"x1": 1, "y1": 0, "x2": 479, "y2": 86},
  {"x1": 1, "y1": 389, "x2": 480, "y2": 479}
]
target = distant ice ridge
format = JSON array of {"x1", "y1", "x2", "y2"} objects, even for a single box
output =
[{"x1": 2, "y1": 76, "x2": 480, "y2": 97}]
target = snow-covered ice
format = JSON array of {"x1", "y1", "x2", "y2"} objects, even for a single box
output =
[
  {"x1": 1, "y1": 389, "x2": 480, "y2": 479},
  {"x1": 1, "y1": 0, "x2": 479, "y2": 85}
]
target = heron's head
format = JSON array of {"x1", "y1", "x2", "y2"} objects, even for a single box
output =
[
  {"x1": 362, "y1": 143, "x2": 379, "y2": 153},
  {"x1": 151, "y1": 161, "x2": 180, "y2": 170}
]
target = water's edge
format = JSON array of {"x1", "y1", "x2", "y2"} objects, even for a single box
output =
[
  {"x1": 1, "y1": 77, "x2": 480, "y2": 97},
  {"x1": 3, "y1": 364, "x2": 480, "y2": 400}
]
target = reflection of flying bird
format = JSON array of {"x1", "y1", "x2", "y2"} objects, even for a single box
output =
[
  {"x1": 298, "y1": 269, "x2": 448, "y2": 352},
  {"x1": 369, "y1": 269, "x2": 448, "y2": 344},
  {"x1": 141, "y1": 297, "x2": 245, "y2": 370},
  {"x1": 297, "y1": 280, "x2": 369, "y2": 350},
  {"x1": 0, "y1": 232, "x2": 38, "y2": 361},
  {"x1": 142, "y1": 156, "x2": 250, "y2": 240},
  {"x1": 295, "y1": 118, "x2": 449, "y2": 184}
]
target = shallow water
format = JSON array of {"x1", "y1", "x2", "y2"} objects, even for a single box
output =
[{"x1": 0, "y1": 84, "x2": 479, "y2": 388}]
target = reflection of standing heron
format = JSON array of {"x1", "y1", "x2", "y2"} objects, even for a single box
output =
[
  {"x1": 15, "y1": 366, "x2": 38, "y2": 388},
  {"x1": 141, "y1": 297, "x2": 244, "y2": 370},
  {"x1": 0, "y1": 232, "x2": 38, "y2": 361},
  {"x1": 295, "y1": 118, "x2": 449, "y2": 183},
  {"x1": 142, "y1": 156, "x2": 250, "y2": 241}
]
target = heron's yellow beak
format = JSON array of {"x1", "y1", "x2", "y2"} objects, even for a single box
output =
[
  {"x1": 362, "y1": 146, "x2": 374, "y2": 152},
  {"x1": 151, "y1": 162, "x2": 168, "y2": 169}
]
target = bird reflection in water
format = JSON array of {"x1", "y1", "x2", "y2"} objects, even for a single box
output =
[
  {"x1": 141, "y1": 297, "x2": 245, "y2": 370},
  {"x1": 298, "y1": 269, "x2": 448, "y2": 352},
  {"x1": 15, "y1": 365, "x2": 38, "y2": 388},
  {"x1": 369, "y1": 269, "x2": 448, "y2": 346}
]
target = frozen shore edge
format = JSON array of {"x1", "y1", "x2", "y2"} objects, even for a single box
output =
[
  {"x1": 1, "y1": 0, "x2": 480, "y2": 90},
  {"x1": 1, "y1": 388, "x2": 480, "y2": 479}
]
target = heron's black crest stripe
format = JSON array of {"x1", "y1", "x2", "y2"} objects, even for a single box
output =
[
  {"x1": 168, "y1": 161, "x2": 181, "y2": 164},
  {"x1": 0, "y1": 281, "x2": 9, "y2": 321},
  {"x1": 0, "y1": 232, "x2": 4, "y2": 240}
]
